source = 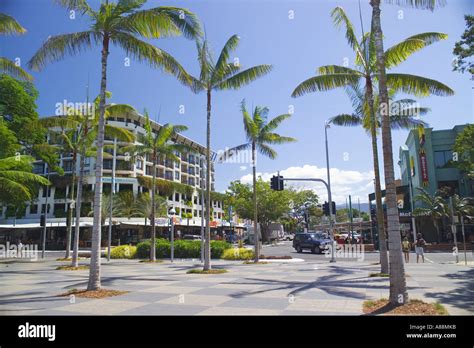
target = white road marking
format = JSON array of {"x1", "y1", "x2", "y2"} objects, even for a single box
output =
[{"x1": 424, "y1": 256, "x2": 435, "y2": 264}]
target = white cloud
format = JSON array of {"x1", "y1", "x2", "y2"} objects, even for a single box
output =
[
  {"x1": 239, "y1": 166, "x2": 247, "y2": 171},
  {"x1": 239, "y1": 164, "x2": 376, "y2": 204}
]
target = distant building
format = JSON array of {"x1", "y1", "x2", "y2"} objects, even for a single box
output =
[
  {"x1": 0, "y1": 113, "x2": 231, "y2": 248},
  {"x1": 399, "y1": 125, "x2": 473, "y2": 201},
  {"x1": 369, "y1": 124, "x2": 473, "y2": 244}
]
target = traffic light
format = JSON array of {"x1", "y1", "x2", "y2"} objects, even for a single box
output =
[
  {"x1": 40, "y1": 214, "x2": 46, "y2": 227},
  {"x1": 270, "y1": 175, "x2": 284, "y2": 191},
  {"x1": 322, "y1": 201, "x2": 336, "y2": 216},
  {"x1": 323, "y1": 202, "x2": 329, "y2": 216}
]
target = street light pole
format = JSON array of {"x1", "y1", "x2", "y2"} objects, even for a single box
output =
[
  {"x1": 169, "y1": 207, "x2": 176, "y2": 263},
  {"x1": 200, "y1": 155, "x2": 205, "y2": 263},
  {"x1": 107, "y1": 137, "x2": 117, "y2": 262},
  {"x1": 324, "y1": 121, "x2": 336, "y2": 263}
]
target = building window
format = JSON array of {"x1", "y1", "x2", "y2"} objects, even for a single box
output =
[
  {"x1": 175, "y1": 193, "x2": 180, "y2": 202},
  {"x1": 175, "y1": 171, "x2": 180, "y2": 180},
  {"x1": 136, "y1": 159, "x2": 143, "y2": 170},
  {"x1": 174, "y1": 161, "x2": 180, "y2": 169},
  {"x1": 29, "y1": 204, "x2": 38, "y2": 214},
  {"x1": 434, "y1": 150, "x2": 453, "y2": 168},
  {"x1": 63, "y1": 160, "x2": 73, "y2": 172}
]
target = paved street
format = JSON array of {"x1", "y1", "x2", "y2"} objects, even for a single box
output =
[
  {"x1": 1, "y1": 243, "x2": 472, "y2": 316},
  {"x1": 262, "y1": 241, "x2": 474, "y2": 265}
]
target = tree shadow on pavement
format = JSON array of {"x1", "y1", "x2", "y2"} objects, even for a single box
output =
[{"x1": 423, "y1": 268, "x2": 474, "y2": 313}]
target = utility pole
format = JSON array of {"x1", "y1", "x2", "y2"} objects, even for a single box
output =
[
  {"x1": 107, "y1": 137, "x2": 117, "y2": 261},
  {"x1": 449, "y1": 196, "x2": 459, "y2": 264},
  {"x1": 324, "y1": 121, "x2": 336, "y2": 262}
]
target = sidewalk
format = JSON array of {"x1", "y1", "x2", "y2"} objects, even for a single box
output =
[{"x1": 0, "y1": 258, "x2": 472, "y2": 315}]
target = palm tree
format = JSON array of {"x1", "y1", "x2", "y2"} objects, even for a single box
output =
[
  {"x1": 39, "y1": 92, "x2": 137, "y2": 266},
  {"x1": 114, "y1": 191, "x2": 139, "y2": 219},
  {"x1": 122, "y1": 112, "x2": 190, "y2": 261},
  {"x1": 292, "y1": 6, "x2": 453, "y2": 275},
  {"x1": 223, "y1": 100, "x2": 296, "y2": 262},
  {"x1": 414, "y1": 188, "x2": 448, "y2": 243},
  {"x1": 134, "y1": 192, "x2": 168, "y2": 237},
  {"x1": 28, "y1": 0, "x2": 201, "y2": 290},
  {"x1": 0, "y1": 155, "x2": 50, "y2": 204},
  {"x1": 329, "y1": 83, "x2": 430, "y2": 271},
  {"x1": 185, "y1": 35, "x2": 272, "y2": 270},
  {"x1": 370, "y1": 0, "x2": 447, "y2": 305},
  {"x1": 0, "y1": 13, "x2": 32, "y2": 80},
  {"x1": 451, "y1": 195, "x2": 473, "y2": 264}
]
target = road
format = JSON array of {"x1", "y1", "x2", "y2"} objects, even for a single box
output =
[{"x1": 261, "y1": 241, "x2": 473, "y2": 264}]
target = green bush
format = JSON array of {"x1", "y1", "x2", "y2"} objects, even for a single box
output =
[
  {"x1": 110, "y1": 245, "x2": 137, "y2": 259},
  {"x1": 222, "y1": 248, "x2": 255, "y2": 260},
  {"x1": 136, "y1": 239, "x2": 231, "y2": 259}
]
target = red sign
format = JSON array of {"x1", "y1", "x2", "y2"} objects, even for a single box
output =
[{"x1": 419, "y1": 149, "x2": 429, "y2": 186}]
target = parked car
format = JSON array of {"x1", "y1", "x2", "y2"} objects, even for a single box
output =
[
  {"x1": 293, "y1": 232, "x2": 331, "y2": 254},
  {"x1": 183, "y1": 235, "x2": 202, "y2": 241},
  {"x1": 281, "y1": 233, "x2": 294, "y2": 241}
]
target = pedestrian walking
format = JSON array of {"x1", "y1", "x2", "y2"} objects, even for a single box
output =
[{"x1": 415, "y1": 233, "x2": 426, "y2": 263}]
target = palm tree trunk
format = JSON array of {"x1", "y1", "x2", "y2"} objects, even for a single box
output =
[
  {"x1": 434, "y1": 219, "x2": 441, "y2": 243},
  {"x1": 203, "y1": 89, "x2": 212, "y2": 271},
  {"x1": 87, "y1": 35, "x2": 109, "y2": 291},
  {"x1": 252, "y1": 141, "x2": 259, "y2": 262},
  {"x1": 65, "y1": 155, "x2": 76, "y2": 259},
  {"x1": 371, "y1": 0, "x2": 407, "y2": 305},
  {"x1": 150, "y1": 155, "x2": 157, "y2": 261},
  {"x1": 366, "y1": 77, "x2": 389, "y2": 274},
  {"x1": 72, "y1": 151, "x2": 85, "y2": 267}
]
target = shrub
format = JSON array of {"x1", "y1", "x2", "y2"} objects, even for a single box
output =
[
  {"x1": 222, "y1": 248, "x2": 255, "y2": 260},
  {"x1": 110, "y1": 245, "x2": 137, "y2": 259},
  {"x1": 136, "y1": 239, "x2": 231, "y2": 259}
]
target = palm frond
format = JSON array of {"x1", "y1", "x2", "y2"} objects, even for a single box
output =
[
  {"x1": 329, "y1": 114, "x2": 363, "y2": 127},
  {"x1": 261, "y1": 114, "x2": 292, "y2": 134},
  {"x1": 331, "y1": 7, "x2": 362, "y2": 56},
  {"x1": 112, "y1": 31, "x2": 193, "y2": 87},
  {"x1": 212, "y1": 34, "x2": 240, "y2": 84},
  {"x1": 0, "y1": 57, "x2": 33, "y2": 81},
  {"x1": 0, "y1": 13, "x2": 26, "y2": 35},
  {"x1": 53, "y1": 0, "x2": 93, "y2": 14},
  {"x1": 28, "y1": 31, "x2": 98, "y2": 71},
  {"x1": 104, "y1": 124, "x2": 135, "y2": 142},
  {"x1": 382, "y1": 0, "x2": 446, "y2": 11},
  {"x1": 385, "y1": 32, "x2": 448, "y2": 69},
  {"x1": 217, "y1": 143, "x2": 251, "y2": 163},
  {"x1": 216, "y1": 64, "x2": 272, "y2": 90},
  {"x1": 257, "y1": 143, "x2": 277, "y2": 160},
  {"x1": 389, "y1": 115, "x2": 428, "y2": 130},
  {"x1": 386, "y1": 73, "x2": 454, "y2": 97},
  {"x1": 292, "y1": 73, "x2": 361, "y2": 97}
]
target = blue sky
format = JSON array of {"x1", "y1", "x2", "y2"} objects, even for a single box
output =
[{"x1": 1, "y1": 0, "x2": 472, "y2": 203}]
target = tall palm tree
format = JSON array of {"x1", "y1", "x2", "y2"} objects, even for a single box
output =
[
  {"x1": 39, "y1": 92, "x2": 137, "y2": 266},
  {"x1": 185, "y1": 35, "x2": 272, "y2": 270},
  {"x1": 122, "y1": 112, "x2": 190, "y2": 261},
  {"x1": 370, "y1": 0, "x2": 447, "y2": 305},
  {"x1": 0, "y1": 13, "x2": 32, "y2": 80},
  {"x1": 292, "y1": 6, "x2": 453, "y2": 274},
  {"x1": 223, "y1": 100, "x2": 296, "y2": 262},
  {"x1": 28, "y1": 0, "x2": 201, "y2": 290},
  {"x1": 414, "y1": 188, "x2": 448, "y2": 243},
  {"x1": 451, "y1": 194, "x2": 473, "y2": 263},
  {"x1": 0, "y1": 155, "x2": 50, "y2": 204}
]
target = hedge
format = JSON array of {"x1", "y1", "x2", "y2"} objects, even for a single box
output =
[
  {"x1": 221, "y1": 248, "x2": 255, "y2": 260},
  {"x1": 110, "y1": 245, "x2": 137, "y2": 259},
  {"x1": 136, "y1": 239, "x2": 231, "y2": 259}
]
